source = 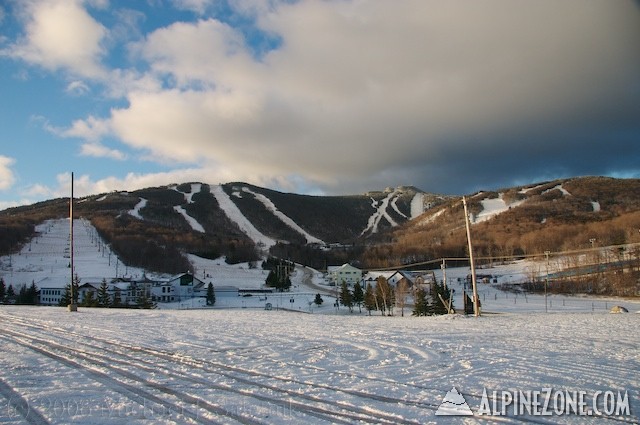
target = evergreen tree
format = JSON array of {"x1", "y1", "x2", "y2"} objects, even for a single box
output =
[
  {"x1": 111, "y1": 287, "x2": 122, "y2": 308},
  {"x1": 364, "y1": 284, "x2": 377, "y2": 316},
  {"x1": 206, "y1": 282, "x2": 216, "y2": 306},
  {"x1": 97, "y1": 279, "x2": 110, "y2": 307},
  {"x1": 352, "y1": 282, "x2": 364, "y2": 313},
  {"x1": 15, "y1": 283, "x2": 38, "y2": 305},
  {"x1": 282, "y1": 274, "x2": 292, "y2": 292},
  {"x1": 136, "y1": 286, "x2": 155, "y2": 309},
  {"x1": 313, "y1": 293, "x2": 324, "y2": 306},
  {"x1": 59, "y1": 284, "x2": 71, "y2": 306},
  {"x1": 6, "y1": 284, "x2": 15, "y2": 303},
  {"x1": 17, "y1": 284, "x2": 27, "y2": 305},
  {"x1": 412, "y1": 288, "x2": 430, "y2": 316},
  {"x1": 266, "y1": 266, "x2": 292, "y2": 292},
  {"x1": 81, "y1": 290, "x2": 97, "y2": 307},
  {"x1": 0, "y1": 278, "x2": 5, "y2": 303},
  {"x1": 28, "y1": 281, "x2": 39, "y2": 305},
  {"x1": 431, "y1": 281, "x2": 454, "y2": 315},
  {"x1": 339, "y1": 281, "x2": 353, "y2": 312},
  {"x1": 265, "y1": 270, "x2": 278, "y2": 288},
  {"x1": 71, "y1": 274, "x2": 80, "y2": 304}
]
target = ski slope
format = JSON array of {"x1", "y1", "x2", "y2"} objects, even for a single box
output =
[
  {"x1": 211, "y1": 185, "x2": 276, "y2": 249},
  {"x1": 241, "y1": 187, "x2": 325, "y2": 245}
]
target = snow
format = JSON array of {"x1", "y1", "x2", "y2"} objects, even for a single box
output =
[
  {"x1": 187, "y1": 254, "x2": 268, "y2": 291},
  {"x1": 241, "y1": 187, "x2": 325, "y2": 245},
  {"x1": 173, "y1": 206, "x2": 205, "y2": 233},
  {"x1": 418, "y1": 208, "x2": 445, "y2": 226},
  {"x1": 545, "y1": 184, "x2": 572, "y2": 196},
  {"x1": 128, "y1": 198, "x2": 147, "y2": 220},
  {"x1": 0, "y1": 219, "x2": 155, "y2": 292},
  {"x1": 473, "y1": 193, "x2": 526, "y2": 224},
  {"x1": 167, "y1": 184, "x2": 207, "y2": 232},
  {"x1": 0, "y1": 306, "x2": 638, "y2": 424},
  {"x1": 519, "y1": 183, "x2": 547, "y2": 194},
  {"x1": 410, "y1": 193, "x2": 425, "y2": 219},
  {"x1": 210, "y1": 185, "x2": 276, "y2": 249},
  {"x1": 173, "y1": 183, "x2": 202, "y2": 204},
  {"x1": 390, "y1": 196, "x2": 408, "y2": 219},
  {"x1": 361, "y1": 190, "x2": 400, "y2": 235}
]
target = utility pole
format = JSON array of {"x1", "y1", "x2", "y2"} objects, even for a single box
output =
[
  {"x1": 68, "y1": 172, "x2": 78, "y2": 312},
  {"x1": 441, "y1": 259, "x2": 447, "y2": 290},
  {"x1": 462, "y1": 197, "x2": 480, "y2": 317},
  {"x1": 544, "y1": 250, "x2": 550, "y2": 313}
]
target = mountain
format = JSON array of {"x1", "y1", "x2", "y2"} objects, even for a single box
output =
[
  {"x1": 0, "y1": 182, "x2": 435, "y2": 272},
  {"x1": 1, "y1": 177, "x2": 639, "y2": 273},
  {"x1": 364, "y1": 176, "x2": 640, "y2": 268}
]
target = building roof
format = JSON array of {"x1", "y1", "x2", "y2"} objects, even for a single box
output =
[{"x1": 328, "y1": 263, "x2": 361, "y2": 273}]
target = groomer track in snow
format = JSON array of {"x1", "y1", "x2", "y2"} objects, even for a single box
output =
[{"x1": 0, "y1": 307, "x2": 638, "y2": 424}]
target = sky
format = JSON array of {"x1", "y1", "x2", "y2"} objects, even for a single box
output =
[{"x1": 0, "y1": 0, "x2": 639, "y2": 210}]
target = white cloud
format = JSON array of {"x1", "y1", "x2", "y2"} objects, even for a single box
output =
[
  {"x1": 50, "y1": 115, "x2": 111, "y2": 143},
  {"x1": 0, "y1": 156, "x2": 17, "y2": 191},
  {"x1": 80, "y1": 142, "x2": 127, "y2": 160},
  {"x1": 65, "y1": 80, "x2": 90, "y2": 95},
  {"x1": 8, "y1": 0, "x2": 108, "y2": 79},
  {"x1": 23, "y1": 183, "x2": 51, "y2": 198},
  {"x1": 135, "y1": 18, "x2": 256, "y2": 89},
  {"x1": 50, "y1": 167, "x2": 246, "y2": 199},
  {"x1": 170, "y1": 0, "x2": 215, "y2": 15}
]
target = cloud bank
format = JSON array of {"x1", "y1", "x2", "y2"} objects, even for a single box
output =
[{"x1": 6, "y1": 0, "x2": 640, "y2": 196}]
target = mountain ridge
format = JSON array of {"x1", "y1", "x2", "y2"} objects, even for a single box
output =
[{"x1": 1, "y1": 176, "x2": 639, "y2": 273}]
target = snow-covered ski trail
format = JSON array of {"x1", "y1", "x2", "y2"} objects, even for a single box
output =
[
  {"x1": 361, "y1": 190, "x2": 400, "y2": 236},
  {"x1": 210, "y1": 185, "x2": 276, "y2": 249},
  {"x1": 241, "y1": 187, "x2": 325, "y2": 245}
]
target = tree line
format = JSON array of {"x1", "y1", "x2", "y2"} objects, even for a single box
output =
[
  {"x1": 0, "y1": 278, "x2": 39, "y2": 305},
  {"x1": 335, "y1": 276, "x2": 454, "y2": 317}
]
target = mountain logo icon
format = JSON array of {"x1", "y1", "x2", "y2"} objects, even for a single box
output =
[{"x1": 435, "y1": 386, "x2": 474, "y2": 416}]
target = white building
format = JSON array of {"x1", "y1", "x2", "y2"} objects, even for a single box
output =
[
  {"x1": 36, "y1": 277, "x2": 67, "y2": 305},
  {"x1": 151, "y1": 272, "x2": 208, "y2": 303},
  {"x1": 327, "y1": 264, "x2": 362, "y2": 286},
  {"x1": 35, "y1": 272, "x2": 216, "y2": 306}
]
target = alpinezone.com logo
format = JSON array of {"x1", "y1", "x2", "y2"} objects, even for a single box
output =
[{"x1": 437, "y1": 387, "x2": 632, "y2": 418}]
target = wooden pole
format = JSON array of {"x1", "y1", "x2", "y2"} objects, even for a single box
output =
[
  {"x1": 68, "y1": 172, "x2": 77, "y2": 312},
  {"x1": 462, "y1": 196, "x2": 480, "y2": 317}
]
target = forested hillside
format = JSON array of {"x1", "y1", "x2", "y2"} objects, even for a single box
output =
[
  {"x1": 1, "y1": 177, "x2": 639, "y2": 283},
  {"x1": 362, "y1": 177, "x2": 640, "y2": 268}
]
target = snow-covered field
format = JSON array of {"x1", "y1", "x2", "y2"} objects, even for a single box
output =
[{"x1": 1, "y1": 307, "x2": 638, "y2": 424}]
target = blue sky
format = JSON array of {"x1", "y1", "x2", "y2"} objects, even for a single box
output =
[{"x1": 0, "y1": 0, "x2": 639, "y2": 210}]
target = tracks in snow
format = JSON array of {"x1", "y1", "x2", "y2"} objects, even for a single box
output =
[
  {"x1": 2, "y1": 312, "x2": 634, "y2": 424},
  {"x1": 0, "y1": 313, "x2": 438, "y2": 425}
]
